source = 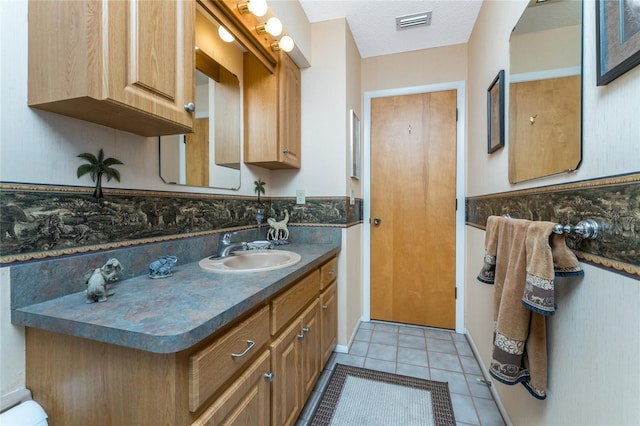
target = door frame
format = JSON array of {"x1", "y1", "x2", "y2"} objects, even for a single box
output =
[{"x1": 363, "y1": 81, "x2": 466, "y2": 333}]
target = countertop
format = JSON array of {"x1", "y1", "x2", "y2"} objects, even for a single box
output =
[{"x1": 13, "y1": 243, "x2": 340, "y2": 353}]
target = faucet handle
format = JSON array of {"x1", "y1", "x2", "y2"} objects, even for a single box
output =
[{"x1": 220, "y1": 233, "x2": 232, "y2": 244}]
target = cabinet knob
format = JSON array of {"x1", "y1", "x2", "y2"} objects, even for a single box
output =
[
  {"x1": 297, "y1": 333, "x2": 304, "y2": 340},
  {"x1": 322, "y1": 304, "x2": 328, "y2": 310},
  {"x1": 282, "y1": 148, "x2": 289, "y2": 154},
  {"x1": 302, "y1": 327, "x2": 310, "y2": 333},
  {"x1": 264, "y1": 372, "x2": 274, "y2": 382},
  {"x1": 231, "y1": 339, "x2": 255, "y2": 358},
  {"x1": 184, "y1": 102, "x2": 195, "y2": 112}
]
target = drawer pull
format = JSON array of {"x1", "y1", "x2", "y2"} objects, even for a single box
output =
[
  {"x1": 302, "y1": 327, "x2": 310, "y2": 333},
  {"x1": 322, "y1": 304, "x2": 328, "y2": 310},
  {"x1": 231, "y1": 340, "x2": 255, "y2": 358},
  {"x1": 264, "y1": 372, "x2": 274, "y2": 382}
]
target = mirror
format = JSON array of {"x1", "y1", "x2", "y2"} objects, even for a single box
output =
[
  {"x1": 508, "y1": 0, "x2": 582, "y2": 183},
  {"x1": 159, "y1": 7, "x2": 243, "y2": 190}
]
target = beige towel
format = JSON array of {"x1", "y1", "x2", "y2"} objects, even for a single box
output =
[
  {"x1": 479, "y1": 216, "x2": 548, "y2": 399},
  {"x1": 523, "y1": 222, "x2": 583, "y2": 315}
]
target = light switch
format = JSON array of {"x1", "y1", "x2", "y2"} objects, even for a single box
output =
[{"x1": 296, "y1": 189, "x2": 305, "y2": 204}]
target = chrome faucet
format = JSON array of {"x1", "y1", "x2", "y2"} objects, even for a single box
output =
[{"x1": 217, "y1": 233, "x2": 248, "y2": 258}]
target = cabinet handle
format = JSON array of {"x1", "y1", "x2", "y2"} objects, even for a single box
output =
[
  {"x1": 297, "y1": 333, "x2": 304, "y2": 340},
  {"x1": 184, "y1": 102, "x2": 195, "y2": 112},
  {"x1": 302, "y1": 327, "x2": 310, "y2": 333},
  {"x1": 231, "y1": 340, "x2": 255, "y2": 358},
  {"x1": 322, "y1": 304, "x2": 328, "y2": 310},
  {"x1": 264, "y1": 372, "x2": 274, "y2": 382},
  {"x1": 282, "y1": 148, "x2": 289, "y2": 154}
]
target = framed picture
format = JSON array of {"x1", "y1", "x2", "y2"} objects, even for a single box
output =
[
  {"x1": 487, "y1": 69, "x2": 505, "y2": 154},
  {"x1": 596, "y1": 0, "x2": 640, "y2": 86},
  {"x1": 350, "y1": 109, "x2": 361, "y2": 179}
]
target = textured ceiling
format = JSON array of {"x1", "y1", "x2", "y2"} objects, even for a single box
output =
[{"x1": 298, "y1": 0, "x2": 484, "y2": 58}]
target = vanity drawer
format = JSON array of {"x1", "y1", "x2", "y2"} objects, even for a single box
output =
[
  {"x1": 189, "y1": 305, "x2": 270, "y2": 412},
  {"x1": 320, "y1": 257, "x2": 337, "y2": 290},
  {"x1": 271, "y1": 270, "x2": 319, "y2": 335}
]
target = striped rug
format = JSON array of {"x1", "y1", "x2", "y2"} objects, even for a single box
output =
[{"x1": 310, "y1": 364, "x2": 456, "y2": 426}]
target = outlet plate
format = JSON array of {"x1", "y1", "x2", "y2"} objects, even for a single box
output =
[{"x1": 296, "y1": 189, "x2": 305, "y2": 204}]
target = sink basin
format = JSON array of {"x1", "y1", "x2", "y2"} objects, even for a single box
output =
[{"x1": 199, "y1": 250, "x2": 301, "y2": 273}]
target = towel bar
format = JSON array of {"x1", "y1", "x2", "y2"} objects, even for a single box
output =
[
  {"x1": 501, "y1": 215, "x2": 601, "y2": 240},
  {"x1": 552, "y1": 219, "x2": 600, "y2": 239}
]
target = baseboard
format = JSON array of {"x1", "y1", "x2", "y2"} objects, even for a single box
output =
[
  {"x1": 334, "y1": 317, "x2": 364, "y2": 354},
  {"x1": 464, "y1": 329, "x2": 512, "y2": 426},
  {"x1": 0, "y1": 388, "x2": 32, "y2": 414}
]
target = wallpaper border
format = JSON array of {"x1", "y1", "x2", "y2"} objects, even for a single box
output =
[
  {"x1": 465, "y1": 173, "x2": 640, "y2": 280},
  {"x1": 0, "y1": 183, "x2": 362, "y2": 265}
]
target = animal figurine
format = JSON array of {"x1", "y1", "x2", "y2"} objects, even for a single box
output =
[
  {"x1": 85, "y1": 258, "x2": 123, "y2": 303},
  {"x1": 149, "y1": 255, "x2": 178, "y2": 278},
  {"x1": 267, "y1": 210, "x2": 290, "y2": 241}
]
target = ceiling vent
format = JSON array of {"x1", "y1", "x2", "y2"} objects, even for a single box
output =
[{"x1": 396, "y1": 11, "x2": 432, "y2": 31}]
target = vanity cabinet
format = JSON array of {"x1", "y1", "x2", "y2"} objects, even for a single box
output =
[
  {"x1": 27, "y1": 0, "x2": 195, "y2": 137},
  {"x1": 243, "y1": 51, "x2": 301, "y2": 169},
  {"x1": 25, "y1": 256, "x2": 338, "y2": 426}
]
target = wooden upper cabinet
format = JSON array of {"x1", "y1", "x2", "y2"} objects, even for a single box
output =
[
  {"x1": 244, "y1": 51, "x2": 301, "y2": 169},
  {"x1": 28, "y1": 0, "x2": 195, "y2": 137}
]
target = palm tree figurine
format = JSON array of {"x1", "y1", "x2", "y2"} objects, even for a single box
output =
[
  {"x1": 77, "y1": 149, "x2": 124, "y2": 200},
  {"x1": 254, "y1": 178, "x2": 266, "y2": 204}
]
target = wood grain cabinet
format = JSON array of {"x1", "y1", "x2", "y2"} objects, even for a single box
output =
[
  {"x1": 27, "y1": 0, "x2": 195, "y2": 137},
  {"x1": 25, "y1": 257, "x2": 338, "y2": 426},
  {"x1": 243, "y1": 51, "x2": 301, "y2": 169}
]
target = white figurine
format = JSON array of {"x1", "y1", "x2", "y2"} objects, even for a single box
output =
[
  {"x1": 86, "y1": 258, "x2": 123, "y2": 303},
  {"x1": 267, "y1": 210, "x2": 290, "y2": 241}
]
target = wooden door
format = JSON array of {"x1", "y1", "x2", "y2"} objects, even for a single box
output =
[
  {"x1": 277, "y1": 51, "x2": 301, "y2": 168},
  {"x1": 300, "y1": 300, "x2": 321, "y2": 401},
  {"x1": 186, "y1": 118, "x2": 209, "y2": 186},
  {"x1": 370, "y1": 90, "x2": 457, "y2": 329},
  {"x1": 106, "y1": 0, "x2": 194, "y2": 130},
  {"x1": 270, "y1": 319, "x2": 302, "y2": 426},
  {"x1": 320, "y1": 282, "x2": 337, "y2": 365}
]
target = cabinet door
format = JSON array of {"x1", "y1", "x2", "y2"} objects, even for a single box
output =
[
  {"x1": 300, "y1": 299, "x2": 321, "y2": 400},
  {"x1": 106, "y1": 0, "x2": 194, "y2": 130},
  {"x1": 277, "y1": 52, "x2": 301, "y2": 168},
  {"x1": 270, "y1": 319, "x2": 302, "y2": 426},
  {"x1": 192, "y1": 350, "x2": 271, "y2": 426},
  {"x1": 28, "y1": 0, "x2": 194, "y2": 136},
  {"x1": 320, "y1": 282, "x2": 338, "y2": 366}
]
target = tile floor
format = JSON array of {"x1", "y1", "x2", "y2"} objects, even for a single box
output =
[{"x1": 297, "y1": 321, "x2": 506, "y2": 426}]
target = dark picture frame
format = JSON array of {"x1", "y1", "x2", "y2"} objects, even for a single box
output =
[
  {"x1": 487, "y1": 69, "x2": 505, "y2": 154},
  {"x1": 596, "y1": 0, "x2": 640, "y2": 86}
]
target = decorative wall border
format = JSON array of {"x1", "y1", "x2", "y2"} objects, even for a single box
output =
[
  {"x1": 465, "y1": 173, "x2": 640, "y2": 280},
  {"x1": 0, "y1": 183, "x2": 362, "y2": 265}
]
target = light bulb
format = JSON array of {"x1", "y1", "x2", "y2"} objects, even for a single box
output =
[
  {"x1": 218, "y1": 26, "x2": 235, "y2": 43},
  {"x1": 278, "y1": 35, "x2": 294, "y2": 52},
  {"x1": 248, "y1": 0, "x2": 267, "y2": 17},
  {"x1": 264, "y1": 17, "x2": 283, "y2": 36}
]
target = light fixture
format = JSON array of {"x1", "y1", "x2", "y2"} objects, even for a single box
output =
[
  {"x1": 270, "y1": 35, "x2": 294, "y2": 52},
  {"x1": 256, "y1": 17, "x2": 283, "y2": 36},
  {"x1": 218, "y1": 25, "x2": 235, "y2": 43},
  {"x1": 237, "y1": 0, "x2": 267, "y2": 17}
]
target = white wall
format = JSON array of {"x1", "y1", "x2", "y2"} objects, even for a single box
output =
[{"x1": 465, "y1": 1, "x2": 640, "y2": 424}]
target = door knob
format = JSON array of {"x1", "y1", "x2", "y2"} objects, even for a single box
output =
[
  {"x1": 184, "y1": 102, "x2": 195, "y2": 112},
  {"x1": 373, "y1": 217, "x2": 382, "y2": 226}
]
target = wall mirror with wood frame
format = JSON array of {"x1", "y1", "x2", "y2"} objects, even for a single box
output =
[
  {"x1": 508, "y1": 0, "x2": 583, "y2": 184},
  {"x1": 159, "y1": 6, "x2": 244, "y2": 190}
]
